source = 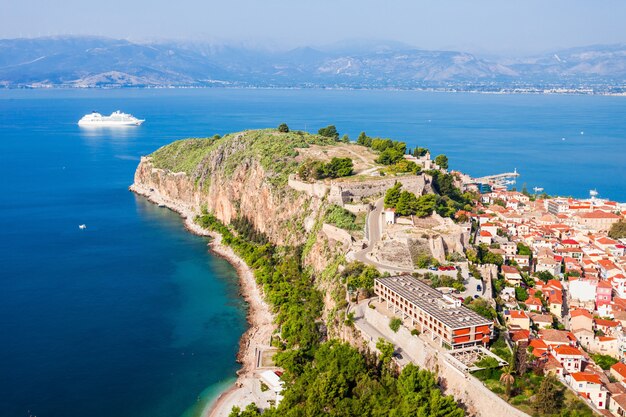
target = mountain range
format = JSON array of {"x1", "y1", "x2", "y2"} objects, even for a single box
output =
[{"x1": 1, "y1": 36, "x2": 625, "y2": 92}]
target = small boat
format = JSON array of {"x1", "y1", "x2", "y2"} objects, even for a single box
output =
[{"x1": 79, "y1": 224, "x2": 87, "y2": 230}]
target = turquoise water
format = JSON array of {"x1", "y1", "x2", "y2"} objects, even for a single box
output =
[{"x1": 1, "y1": 89, "x2": 625, "y2": 417}]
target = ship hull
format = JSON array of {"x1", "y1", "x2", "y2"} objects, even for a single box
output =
[{"x1": 78, "y1": 120, "x2": 144, "y2": 126}]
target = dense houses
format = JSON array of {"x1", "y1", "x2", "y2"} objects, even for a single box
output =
[{"x1": 469, "y1": 190, "x2": 626, "y2": 414}]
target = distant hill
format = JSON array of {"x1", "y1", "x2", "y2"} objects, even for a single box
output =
[{"x1": 1, "y1": 36, "x2": 625, "y2": 92}]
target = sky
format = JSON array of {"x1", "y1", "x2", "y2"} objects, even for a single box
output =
[{"x1": 3, "y1": 0, "x2": 626, "y2": 55}]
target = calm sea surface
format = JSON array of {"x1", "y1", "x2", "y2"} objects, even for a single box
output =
[{"x1": 1, "y1": 89, "x2": 625, "y2": 417}]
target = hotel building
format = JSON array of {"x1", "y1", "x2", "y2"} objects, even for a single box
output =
[{"x1": 375, "y1": 275, "x2": 493, "y2": 350}]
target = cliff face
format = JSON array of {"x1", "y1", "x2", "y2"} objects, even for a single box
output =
[
  {"x1": 132, "y1": 131, "x2": 337, "y2": 248},
  {"x1": 133, "y1": 156, "x2": 322, "y2": 247}
]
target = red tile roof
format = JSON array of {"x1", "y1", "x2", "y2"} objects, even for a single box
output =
[
  {"x1": 571, "y1": 309, "x2": 592, "y2": 319},
  {"x1": 571, "y1": 372, "x2": 602, "y2": 384},
  {"x1": 579, "y1": 211, "x2": 620, "y2": 219},
  {"x1": 611, "y1": 362, "x2": 626, "y2": 379},
  {"x1": 595, "y1": 318, "x2": 619, "y2": 327},
  {"x1": 554, "y1": 345, "x2": 583, "y2": 356}
]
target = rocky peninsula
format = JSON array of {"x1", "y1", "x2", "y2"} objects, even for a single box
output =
[{"x1": 129, "y1": 127, "x2": 524, "y2": 417}]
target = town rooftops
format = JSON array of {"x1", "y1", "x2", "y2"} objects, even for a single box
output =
[
  {"x1": 375, "y1": 276, "x2": 492, "y2": 329},
  {"x1": 570, "y1": 372, "x2": 602, "y2": 384}
]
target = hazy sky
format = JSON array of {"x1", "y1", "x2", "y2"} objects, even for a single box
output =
[{"x1": 4, "y1": 0, "x2": 626, "y2": 55}]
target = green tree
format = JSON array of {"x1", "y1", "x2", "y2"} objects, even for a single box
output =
[
  {"x1": 376, "y1": 338, "x2": 394, "y2": 363},
  {"x1": 357, "y1": 131, "x2": 368, "y2": 145},
  {"x1": 396, "y1": 191, "x2": 420, "y2": 216},
  {"x1": 318, "y1": 125, "x2": 339, "y2": 140},
  {"x1": 413, "y1": 147, "x2": 429, "y2": 157},
  {"x1": 499, "y1": 363, "x2": 515, "y2": 399},
  {"x1": 435, "y1": 154, "x2": 449, "y2": 170},
  {"x1": 517, "y1": 242, "x2": 532, "y2": 257},
  {"x1": 384, "y1": 182, "x2": 403, "y2": 208},
  {"x1": 515, "y1": 286, "x2": 529, "y2": 301},
  {"x1": 323, "y1": 157, "x2": 353, "y2": 178},
  {"x1": 277, "y1": 123, "x2": 289, "y2": 133},
  {"x1": 534, "y1": 270, "x2": 555, "y2": 283},
  {"x1": 533, "y1": 375, "x2": 562, "y2": 415},
  {"x1": 591, "y1": 353, "x2": 619, "y2": 370},
  {"x1": 521, "y1": 182, "x2": 529, "y2": 196},
  {"x1": 389, "y1": 317, "x2": 402, "y2": 332},
  {"x1": 415, "y1": 194, "x2": 437, "y2": 217},
  {"x1": 376, "y1": 148, "x2": 404, "y2": 165},
  {"x1": 341, "y1": 134, "x2": 350, "y2": 143},
  {"x1": 609, "y1": 220, "x2": 626, "y2": 239},
  {"x1": 466, "y1": 298, "x2": 497, "y2": 319},
  {"x1": 416, "y1": 255, "x2": 433, "y2": 268}
]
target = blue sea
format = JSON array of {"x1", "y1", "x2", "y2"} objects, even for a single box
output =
[{"x1": 1, "y1": 89, "x2": 625, "y2": 417}]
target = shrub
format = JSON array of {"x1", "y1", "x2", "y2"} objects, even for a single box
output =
[
  {"x1": 318, "y1": 125, "x2": 339, "y2": 140},
  {"x1": 277, "y1": 123, "x2": 289, "y2": 133},
  {"x1": 325, "y1": 205, "x2": 359, "y2": 230},
  {"x1": 389, "y1": 317, "x2": 402, "y2": 332}
]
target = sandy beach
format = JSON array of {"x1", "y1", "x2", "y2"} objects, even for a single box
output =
[{"x1": 129, "y1": 183, "x2": 276, "y2": 417}]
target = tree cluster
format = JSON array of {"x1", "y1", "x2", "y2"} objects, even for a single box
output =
[
  {"x1": 426, "y1": 170, "x2": 474, "y2": 218},
  {"x1": 384, "y1": 182, "x2": 437, "y2": 217},
  {"x1": 434, "y1": 154, "x2": 448, "y2": 170},
  {"x1": 341, "y1": 261, "x2": 381, "y2": 292},
  {"x1": 466, "y1": 244, "x2": 504, "y2": 266},
  {"x1": 260, "y1": 342, "x2": 463, "y2": 417},
  {"x1": 298, "y1": 157, "x2": 354, "y2": 181},
  {"x1": 355, "y1": 132, "x2": 408, "y2": 165},
  {"x1": 318, "y1": 125, "x2": 340, "y2": 140}
]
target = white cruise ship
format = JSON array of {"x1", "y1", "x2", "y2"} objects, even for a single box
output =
[{"x1": 78, "y1": 111, "x2": 145, "y2": 126}]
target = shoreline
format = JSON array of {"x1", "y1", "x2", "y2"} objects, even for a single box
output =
[{"x1": 129, "y1": 183, "x2": 275, "y2": 417}]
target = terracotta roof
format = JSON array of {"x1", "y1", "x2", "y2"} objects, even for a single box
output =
[
  {"x1": 530, "y1": 313, "x2": 552, "y2": 323},
  {"x1": 578, "y1": 211, "x2": 620, "y2": 219},
  {"x1": 547, "y1": 279, "x2": 563, "y2": 289},
  {"x1": 502, "y1": 265, "x2": 520, "y2": 274},
  {"x1": 571, "y1": 309, "x2": 593, "y2": 319},
  {"x1": 508, "y1": 310, "x2": 529, "y2": 319},
  {"x1": 598, "y1": 259, "x2": 619, "y2": 270},
  {"x1": 570, "y1": 372, "x2": 601, "y2": 384},
  {"x1": 540, "y1": 329, "x2": 576, "y2": 344},
  {"x1": 530, "y1": 338, "x2": 548, "y2": 350},
  {"x1": 598, "y1": 336, "x2": 616, "y2": 342},
  {"x1": 554, "y1": 345, "x2": 583, "y2": 356},
  {"x1": 611, "y1": 362, "x2": 626, "y2": 379},
  {"x1": 595, "y1": 318, "x2": 619, "y2": 327},
  {"x1": 612, "y1": 393, "x2": 626, "y2": 410},
  {"x1": 510, "y1": 329, "x2": 530, "y2": 342}
]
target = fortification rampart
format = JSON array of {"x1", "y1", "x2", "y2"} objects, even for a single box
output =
[{"x1": 329, "y1": 175, "x2": 429, "y2": 205}]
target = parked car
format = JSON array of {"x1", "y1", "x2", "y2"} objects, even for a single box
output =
[
  {"x1": 473, "y1": 294, "x2": 480, "y2": 299},
  {"x1": 477, "y1": 284, "x2": 482, "y2": 292}
]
